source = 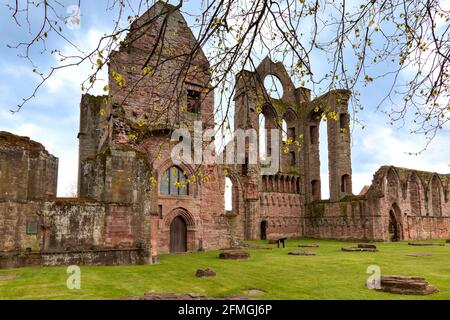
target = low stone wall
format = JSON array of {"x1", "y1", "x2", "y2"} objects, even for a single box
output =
[
  {"x1": 303, "y1": 197, "x2": 381, "y2": 241},
  {"x1": 0, "y1": 199, "x2": 151, "y2": 253},
  {"x1": 0, "y1": 248, "x2": 149, "y2": 269}
]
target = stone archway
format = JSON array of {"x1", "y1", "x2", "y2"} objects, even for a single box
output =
[
  {"x1": 164, "y1": 208, "x2": 196, "y2": 253},
  {"x1": 170, "y1": 216, "x2": 187, "y2": 253},
  {"x1": 260, "y1": 220, "x2": 268, "y2": 240},
  {"x1": 388, "y1": 203, "x2": 403, "y2": 242},
  {"x1": 388, "y1": 211, "x2": 400, "y2": 242}
]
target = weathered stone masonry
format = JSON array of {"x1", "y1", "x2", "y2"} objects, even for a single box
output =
[
  {"x1": 1, "y1": 2, "x2": 449, "y2": 268},
  {"x1": 0, "y1": 132, "x2": 152, "y2": 268}
]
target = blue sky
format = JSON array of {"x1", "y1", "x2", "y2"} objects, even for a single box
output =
[{"x1": 1, "y1": 0, "x2": 449, "y2": 197}]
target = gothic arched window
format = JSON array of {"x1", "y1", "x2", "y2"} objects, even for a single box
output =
[{"x1": 160, "y1": 166, "x2": 188, "y2": 196}]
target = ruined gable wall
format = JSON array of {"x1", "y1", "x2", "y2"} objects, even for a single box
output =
[
  {"x1": 232, "y1": 58, "x2": 356, "y2": 241},
  {"x1": 100, "y1": 3, "x2": 228, "y2": 253},
  {"x1": 107, "y1": 2, "x2": 213, "y2": 145}
]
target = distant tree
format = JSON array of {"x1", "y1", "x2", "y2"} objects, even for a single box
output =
[{"x1": 5, "y1": 0, "x2": 450, "y2": 151}]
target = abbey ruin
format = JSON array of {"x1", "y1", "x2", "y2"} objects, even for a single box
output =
[{"x1": 1, "y1": 2, "x2": 449, "y2": 268}]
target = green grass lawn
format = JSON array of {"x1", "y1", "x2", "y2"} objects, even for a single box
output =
[{"x1": 1, "y1": 239, "x2": 450, "y2": 300}]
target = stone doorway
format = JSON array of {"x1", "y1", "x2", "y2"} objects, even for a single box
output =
[
  {"x1": 260, "y1": 221, "x2": 268, "y2": 240},
  {"x1": 389, "y1": 210, "x2": 400, "y2": 242},
  {"x1": 170, "y1": 216, "x2": 187, "y2": 253}
]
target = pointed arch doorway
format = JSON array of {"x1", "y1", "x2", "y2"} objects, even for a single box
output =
[
  {"x1": 388, "y1": 203, "x2": 402, "y2": 242},
  {"x1": 260, "y1": 221, "x2": 268, "y2": 240},
  {"x1": 170, "y1": 216, "x2": 187, "y2": 253}
]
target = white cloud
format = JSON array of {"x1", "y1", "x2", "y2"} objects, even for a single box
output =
[
  {"x1": 358, "y1": 126, "x2": 450, "y2": 171},
  {"x1": 318, "y1": 111, "x2": 450, "y2": 200},
  {"x1": 352, "y1": 172, "x2": 375, "y2": 195},
  {"x1": 46, "y1": 28, "x2": 110, "y2": 95},
  {"x1": 350, "y1": 117, "x2": 450, "y2": 195},
  {"x1": 39, "y1": 27, "x2": 111, "y2": 196}
]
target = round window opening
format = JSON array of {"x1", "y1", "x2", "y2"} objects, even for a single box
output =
[{"x1": 264, "y1": 75, "x2": 284, "y2": 99}]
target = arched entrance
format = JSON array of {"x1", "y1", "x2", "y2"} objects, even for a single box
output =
[
  {"x1": 388, "y1": 210, "x2": 401, "y2": 242},
  {"x1": 170, "y1": 216, "x2": 187, "y2": 253},
  {"x1": 260, "y1": 221, "x2": 268, "y2": 240}
]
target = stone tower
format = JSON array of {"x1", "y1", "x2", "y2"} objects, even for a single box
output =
[{"x1": 306, "y1": 89, "x2": 353, "y2": 202}]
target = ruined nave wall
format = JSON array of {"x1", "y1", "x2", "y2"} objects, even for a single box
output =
[
  {"x1": 373, "y1": 166, "x2": 450, "y2": 241},
  {"x1": 302, "y1": 166, "x2": 450, "y2": 242},
  {"x1": 302, "y1": 196, "x2": 382, "y2": 241}
]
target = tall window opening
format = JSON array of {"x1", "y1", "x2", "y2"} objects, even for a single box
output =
[
  {"x1": 160, "y1": 166, "x2": 189, "y2": 196},
  {"x1": 225, "y1": 177, "x2": 233, "y2": 211},
  {"x1": 281, "y1": 120, "x2": 288, "y2": 142},
  {"x1": 341, "y1": 174, "x2": 351, "y2": 193},
  {"x1": 319, "y1": 121, "x2": 329, "y2": 199},
  {"x1": 187, "y1": 89, "x2": 201, "y2": 113},
  {"x1": 259, "y1": 113, "x2": 267, "y2": 160}
]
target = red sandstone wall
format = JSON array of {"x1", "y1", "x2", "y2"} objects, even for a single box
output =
[
  {"x1": 375, "y1": 166, "x2": 450, "y2": 240},
  {"x1": 302, "y1": 167, "x2": 450, "y2": 242},
  {"x1": 0, "y1": 201, "x2": 41, "y2": 252},
  {"x1": 107, "y1": 2, "x2": 213, "y2": 146},
  {"x1": 142, "y1": 136, "x2": 230, "y2": 253},
  {"x1": 0, "y1": 132, "x2": 58, "y2": 201},
  {"x1": 0, "y1": 199, "x2": 149, "y2": 254},
  {"x1": 79, "y1": 145, "x2": 150, "y2": 205},
  {"x1": 303, "y1": 198, "x2": 379, "y2": 241},
  {"x1": 260, "y1": 192, "x2": 302, "y2": 239}
]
